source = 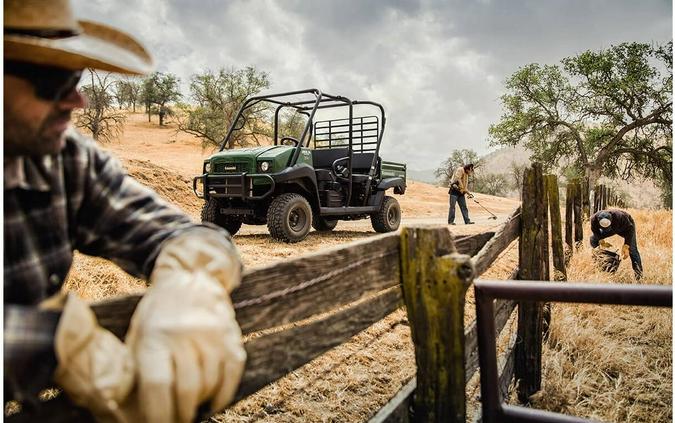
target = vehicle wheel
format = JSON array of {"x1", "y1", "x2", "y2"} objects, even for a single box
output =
[
  {"x1": 201, "y1": 197, "x2": 243, "y2": 236},
  {"x1": 267, "y1": 193, "x2": 312, "y2": 243},
  {"x1": 371, "y1": 196, "x2": 401, "y2": 233},
  {"x1": 312, "y1": 215, "x2": 338, "y2": 232}
]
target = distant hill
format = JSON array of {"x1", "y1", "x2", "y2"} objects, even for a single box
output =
[
  {"x1": 478, "y1": 145, "x2": 662, "y2": 208},
  {"x1": 480, "y1": 145, "x2": 531, "y2": 175}
]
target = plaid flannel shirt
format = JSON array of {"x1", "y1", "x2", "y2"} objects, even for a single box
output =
[
  {"x1": 4, "y1": 130, "x2": 236, "y2": 402},
  {"x1": 4, "y1": 129, "x2": 225, "y2": 305},
  {"x1": 4, "y1": 130, "x2": 235, "y2": 402}
]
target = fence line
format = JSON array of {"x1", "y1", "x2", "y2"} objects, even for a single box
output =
[{"x1": 593, "y1": 183, "x2": 626, "y2": 212}]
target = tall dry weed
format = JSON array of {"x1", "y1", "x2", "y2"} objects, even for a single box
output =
[{"x1": 531, "y1": 209, "x2": 672, "y2": 422}]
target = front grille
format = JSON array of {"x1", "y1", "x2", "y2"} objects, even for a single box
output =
[{"x1": 213, "y1": 162, "x2": 249, "y2": 174}]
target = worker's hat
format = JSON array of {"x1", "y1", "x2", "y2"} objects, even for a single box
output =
[
  {"x1": 4, "y1": 0, "x2": 153, "y2": 75},
  {"x1": 597, "y1": 211, "x2": 612, "y2": 228}
]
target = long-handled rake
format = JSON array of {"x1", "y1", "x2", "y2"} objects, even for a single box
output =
[{"x1": 470, "y1": 196, "x2": 498, "y2": 220}]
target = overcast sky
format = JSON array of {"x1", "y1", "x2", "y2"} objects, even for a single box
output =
[{"x1": 73, "y1": 0, "x2": 672, "y2": 171}]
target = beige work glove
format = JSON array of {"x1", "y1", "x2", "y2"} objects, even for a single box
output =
[
  {"x1": 47, "y1": 293, "x2": 135, "y2": 422},
  {"x1": 621, "y1": 244, "x2": 630, "y2": 260},
  {"x1": 124, "y1": 231, "x2": 246, "y2": 423}
]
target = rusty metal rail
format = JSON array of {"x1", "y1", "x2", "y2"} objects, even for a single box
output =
[{"x1": 474, "y1": 280, "x2": 672, "y2": 423}]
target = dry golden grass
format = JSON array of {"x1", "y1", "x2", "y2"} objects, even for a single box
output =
[{"x1": 529, "y1": 209, "x2": 672, "y2": 423}]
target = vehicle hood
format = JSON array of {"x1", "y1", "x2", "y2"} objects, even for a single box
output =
[{"x1": 209, "y1": 145, "x2": 294, "y2": 161}]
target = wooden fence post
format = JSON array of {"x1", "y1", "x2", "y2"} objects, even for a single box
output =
[
  {"x1": 573, "y1": 179, "x2": 583, "y2": 248},
  {"x1": 515, "y1": 163, "x2": 548, "y2": 404},
  {"x1": 545, "y1": 175, "x2": 567, "y2": 282},
  {"x1": 400, "y1": 227, "x2": 474, "y2": 423},
  {"x1": 564, "y1": 182, "x2": 574, "y2": 260},
  {"x1": 581, "y1": 177, "x2": 590, "y2": 219}
]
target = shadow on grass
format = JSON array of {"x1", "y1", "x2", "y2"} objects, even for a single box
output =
[{"x1": 233, "y1": 230, "x2": 377, "y2": 242}]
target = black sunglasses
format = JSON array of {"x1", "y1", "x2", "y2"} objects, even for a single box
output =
[{"x1": 5, "y1": 61, "x2": 82, "y2": 102}]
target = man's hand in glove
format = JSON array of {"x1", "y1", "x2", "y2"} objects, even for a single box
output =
[
  {"x1": 125, "y1": 230, "x2": 246, "y2": 423},
  {"x1": 46, "y1": 293, "x2": 135, "y2": 422},
  {"x1": 466, "y1": 192, "x2": 474, "y2": 199},
  {"x1": 599, "y1": 240, "x2": 613, "y2": 249},
  {"x1": 621, "y1": 244, "x2": 630, "y2": 260}
]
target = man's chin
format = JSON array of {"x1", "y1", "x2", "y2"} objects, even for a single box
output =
[
  {"x1": 40, "y1": 135, "x2": 67, "y2": 156},
  {"x1": 7, "y1": 134, "x2": 68, "y2": 157}
]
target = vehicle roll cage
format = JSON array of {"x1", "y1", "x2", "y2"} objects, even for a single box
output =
[{"x1": 218, "y1": 89, "x2": 387, "y2": 177}]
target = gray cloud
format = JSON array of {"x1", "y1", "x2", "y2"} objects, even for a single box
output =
[{"x1": 73, "y1": 0, "x2": 672, "y2": 171}]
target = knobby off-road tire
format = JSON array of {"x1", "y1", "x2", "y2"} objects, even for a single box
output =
[
  {"x1": 371, "y1": 195, "x2": 401, "y2": 233},
  {"x1": 267, "y1": 193, "x2": 313, "y2": 243},
  {"x1": 201, "y1": 197, "x2": 243, "y2": 236},
  {"x1": 312, "y1": 215, "x2": 338, "y2": 231}
]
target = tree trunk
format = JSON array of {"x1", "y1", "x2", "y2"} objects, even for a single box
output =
[{"x1": 584, "y1": 164, "x2": 602, "y2": 192}]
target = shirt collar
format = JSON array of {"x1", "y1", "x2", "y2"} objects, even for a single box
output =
[{"x1": 4, "y1": 155, "x2": 54, "y2": 192}]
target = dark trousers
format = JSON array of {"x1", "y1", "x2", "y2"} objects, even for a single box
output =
[
  {"x1": 448, "y1": 193, "x2": 470, "y2": 224},
  {"x1": 590, "y1": 228, "x2": 643, "y2": 279}
]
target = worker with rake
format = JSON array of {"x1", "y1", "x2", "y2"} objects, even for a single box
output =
[
  {"x1": 448, "y1": 163, "x2": 476, "y2": 225},
  {"x1": 4, "y1": 1, "x2": 245, "y2": 422},
  {"x1": 590, "y1": 209, "x2": 644, "y2": 280}
]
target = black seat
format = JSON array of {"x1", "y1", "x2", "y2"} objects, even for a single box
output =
[
  {"x1": 311, "y1": 149, "x2": 380, "y2": 182},
  {"x1": 311, "y1": 148, "x2": 349, "y2": 169},
  {"x1": 351, "y1": 152, "x2": 376, "y2": 174},
  {"x1": 315, "y1": 169, "x2": 335, "y2": 182}
]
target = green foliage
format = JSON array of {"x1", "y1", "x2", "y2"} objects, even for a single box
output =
[
  {"x1": 141, "y1": 72, "x2": 181, "y2": 125},
  {"x1": 75, "y1": 69, "x2": 125, "y2": 142},
  {"x1": 277, "y1": 109, "x2": 308, "y2": 141},
  {"x1": 656, "y1": 177, "x2": 672, "y2": 209},
  {"x1": 434, "y1": 149, "x2": 483, "y2": 186},
  {"x1": 489, "y1": 42, "x2": 672, "y2": 203},
  {"x1": 177, "y1": 66, "x2": 270, "y2": 148},
  {"x1": 473, "y1": 173, "x2": 510, "y2": 197},
  {"x1": 115, "y1": 78, "x2": 142, "y2": 112}
]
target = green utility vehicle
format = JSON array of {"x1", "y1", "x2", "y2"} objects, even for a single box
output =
[{"x1": 193, "y1": 89, "x2": 406, "y2": 242}]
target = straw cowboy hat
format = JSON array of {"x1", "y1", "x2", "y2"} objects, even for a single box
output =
[{"x1": 4, "y1": 0, "x2": 153, "y2": 75}]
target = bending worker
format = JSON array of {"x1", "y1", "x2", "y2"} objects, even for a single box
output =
[
  {"x1": 448, "y1": 163, "x2": 475, "y2": 225},
  {"x1": 5, "y1": 1, "x2": 245, "y2": 422},
  {"x1": 590, "y1": 209, "x2": 643, "y2": 280}
]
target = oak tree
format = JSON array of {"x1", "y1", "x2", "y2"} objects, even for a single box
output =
[
  {"x1": 489, "y1": 42, "x2": 672, "y2": 199},
  {"x1": 75, "y1": 69, "x2": 126, "y2": 142},
  {"x1": 434, "y1": 149, "x2": 482, "y2": 187},
  {"x1": 177, "y1": 66, "x2": 270, "y2": 149}
]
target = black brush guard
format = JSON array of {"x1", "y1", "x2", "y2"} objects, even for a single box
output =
[{"x1": 193, "y1": 172, "x2": 275, "y2": 200}]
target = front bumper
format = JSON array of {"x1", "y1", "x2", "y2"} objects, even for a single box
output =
[{"x1": 193, "y1": 172, "x2": 275, "y2": 200}]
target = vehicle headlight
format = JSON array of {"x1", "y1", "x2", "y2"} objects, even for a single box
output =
[
  {"x1": 260, "y1": 161, "x2": 270, "y2": 172},
  {"x1": 204, "y1": 161, "x2": 211, "y2": 173}
]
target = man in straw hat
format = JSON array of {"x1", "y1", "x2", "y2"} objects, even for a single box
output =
[
  {"x1": 590, "y1": 209, "x2": 643, "y2": 280},
  {"x1": 4, "y1": 1, "x2": 245, "y2": 421}
]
